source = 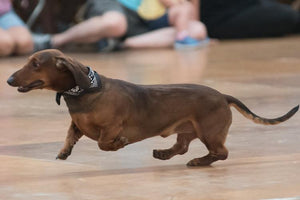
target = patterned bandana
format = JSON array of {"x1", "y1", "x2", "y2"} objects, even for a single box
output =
[{"x1": 56, "y1": 67, "x2": 101, "y2": 105}]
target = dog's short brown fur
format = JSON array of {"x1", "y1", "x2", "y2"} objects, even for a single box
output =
[{"x1": 7, "y1": 49, "x2": 299, "y2": 166}]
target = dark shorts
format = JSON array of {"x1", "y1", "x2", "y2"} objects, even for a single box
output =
[
  {"x1": 84, "y1": 0, "x2": 149, "y2": 37},
  {"x1": 144, "y1": 13, "x2": 170, "y2": 30}
]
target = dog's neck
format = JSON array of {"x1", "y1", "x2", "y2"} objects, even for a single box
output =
[{"x1": 56, "y1": 67, "x2": 102, "y2": 105}]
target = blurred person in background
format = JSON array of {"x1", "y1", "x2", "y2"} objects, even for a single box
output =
[
  {"x1": 119, "y1": 0, "x2": 208, "y2": 50},
  {"x1": 192, "y1": 0, "x2": 300, "y2": 39},
  {"x1": 34, "y1": 0, "x2": 299, "y2": 52},
  {"x1": 33, "y1": 0, "x2": 130, "y2": 51},
  {"x1": 34, "y1": 0, "x2": 209, "y2": 51},
  {"x1": 0, "y1": 0, "x2": 33, "y2": 56}
]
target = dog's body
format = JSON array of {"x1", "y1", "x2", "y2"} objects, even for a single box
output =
[{"x1": 7, "y1": 49, "x2": 298, "y2": 166}]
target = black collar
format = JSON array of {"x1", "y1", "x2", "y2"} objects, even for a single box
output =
[{"x1": 56, "y1": 67, "x2": 102, "y2": 105}]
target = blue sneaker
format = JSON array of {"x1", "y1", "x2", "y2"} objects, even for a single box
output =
[{"x1": 174, "y1": 36, "x2": 210, "y2": 50}]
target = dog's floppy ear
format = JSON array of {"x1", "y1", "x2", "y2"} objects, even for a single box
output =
[{"x1": 55, "y1": 56, "x2": 90, "y2": 90}]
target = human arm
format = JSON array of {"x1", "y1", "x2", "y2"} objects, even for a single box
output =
[
  {"x1": 190, "y1": 0, "x2": 200, "y2": 20},
  {"x1": 159, "y1": 0, "x2": 184, "y2": 8}
]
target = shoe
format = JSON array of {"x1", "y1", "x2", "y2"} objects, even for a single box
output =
[
  {"x1": 33, "y1": 33, "x2": 52, "y2": 52},
  {"x1": 174, "y1": 36, "x2": 210, "y2": 50},
  {"x1": 97, "y1": 38, "x2": 123, "y2": 52}
]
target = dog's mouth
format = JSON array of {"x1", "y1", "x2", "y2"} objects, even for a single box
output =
[{"x1": 18, "y1": 80, "x2": 45, "y2": 93}]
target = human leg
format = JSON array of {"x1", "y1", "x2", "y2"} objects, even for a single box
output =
[
  {"x1": 0, "y1": 28, "x2": 14, "y2": 56},
  {"x1": 168, "y1": 1, "x2": 195, "y2": 38},
  {"x1": 0, "y1": 10, "x2": 33, "y2": 55},
  {"x1": 51, "y1": 11, "x2": 127, "y2": 48},
  {"x1": 34, "y1": 0, "x2": 128, "y2": 50},
  {"x1": 123, "y1": 27, "x2": 176, "y2": 48},
  {"x1": 186, "y1": 20, "x2": 207, "y2": 40},
  {"x1": 123, "y1": 20, "x2": 207, "y2": 49},
  {"x1": 166, "y1": 2, "x2": 209, "y2": 49}
]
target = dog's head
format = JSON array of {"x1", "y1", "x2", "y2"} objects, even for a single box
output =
[{"x1": 7, "y1": 49, "x2": 90, "y2": 93}]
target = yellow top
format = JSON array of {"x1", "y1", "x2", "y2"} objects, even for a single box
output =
[{"x1": 137, "y1": 0, "x2": 166, "y2": 20}]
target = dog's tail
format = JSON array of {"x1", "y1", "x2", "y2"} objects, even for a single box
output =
[{"x1": 225, "y1": 95, "x2": 299, "y2": 125}]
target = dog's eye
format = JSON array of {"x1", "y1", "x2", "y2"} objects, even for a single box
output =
[{"x1": 32, "y1": 61, "x2": 40, "y2": 69}]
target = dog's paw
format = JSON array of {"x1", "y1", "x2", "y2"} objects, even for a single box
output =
[
  {"x1": 186, "y1": 157, "x2": 214, "y2": 167},
  {"x1": 111, "y1": 136, "x2": 129, "y2": 150},
  {"x1": 153, "y1": 149, "x2": 173, "y2": 160},
  {"x1": 56, "y1": 152, "x2": 70, "y2": 160}
]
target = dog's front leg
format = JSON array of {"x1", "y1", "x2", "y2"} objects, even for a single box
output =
[
  {"x1": 56, "y1": 121, "x2": 83, "y2": 160},
  {"x1": 98, "y1": 125, "x2": 129, "y2": 151}
]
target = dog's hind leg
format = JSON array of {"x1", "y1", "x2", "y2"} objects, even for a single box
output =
[
  {"x1": 187, "y1": 128, "x2": 229, "y2": 166},
  {"x1": 56, "y1": 121, "x2": 83, "y2": 160},
  {"x1": 153, "y1": 132, "x2": 197, "y2": 160},
  {"x1": 187, "y1": 144, "x2": 228, "y2": 166}
]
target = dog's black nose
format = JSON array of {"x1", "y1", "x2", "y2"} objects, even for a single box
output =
[{"x1": 7, "y1": 76, "x2": 15, "y2": 86}]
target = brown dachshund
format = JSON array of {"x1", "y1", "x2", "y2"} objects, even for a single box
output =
[{"x1": 7, "y1": 49, "x2": 299, "y2": 166}]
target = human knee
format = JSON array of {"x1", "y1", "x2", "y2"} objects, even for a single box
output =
[
  {"x1": 7, "y1": 27, "x2": 33, "y2": 55},
  {"x1": 0, "y1": 35, "x2": 14, "y2": 56},
  {"x1": 188, "y1": 21, "x2": 207, "y2": 39},
  {"x1": 101, "y1": 12, "x2": 127, "y2": 37}
]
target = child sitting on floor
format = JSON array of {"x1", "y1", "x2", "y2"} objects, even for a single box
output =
[
  {"x1": 119, "y1": 0, "x2": 209, "y2": 50},
  {"x1": 0, "y1": 0, "x2": 33, "y2": 56}
]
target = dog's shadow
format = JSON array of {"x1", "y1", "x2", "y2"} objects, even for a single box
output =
[
  {"x1": 62, "y1": 164, "x2": 214, "y2": 180},
  {"x1": 0, "y1": 141, "x2": 214, "y2": 180}
]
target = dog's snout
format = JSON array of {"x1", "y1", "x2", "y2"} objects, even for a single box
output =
[{"x1": 7, "y1": 76, "x2": 16, "y2": 86}]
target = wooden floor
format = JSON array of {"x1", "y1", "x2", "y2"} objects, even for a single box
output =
[{"x1": 1, "y1": 36, "x2": 300, "y2": 200}]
